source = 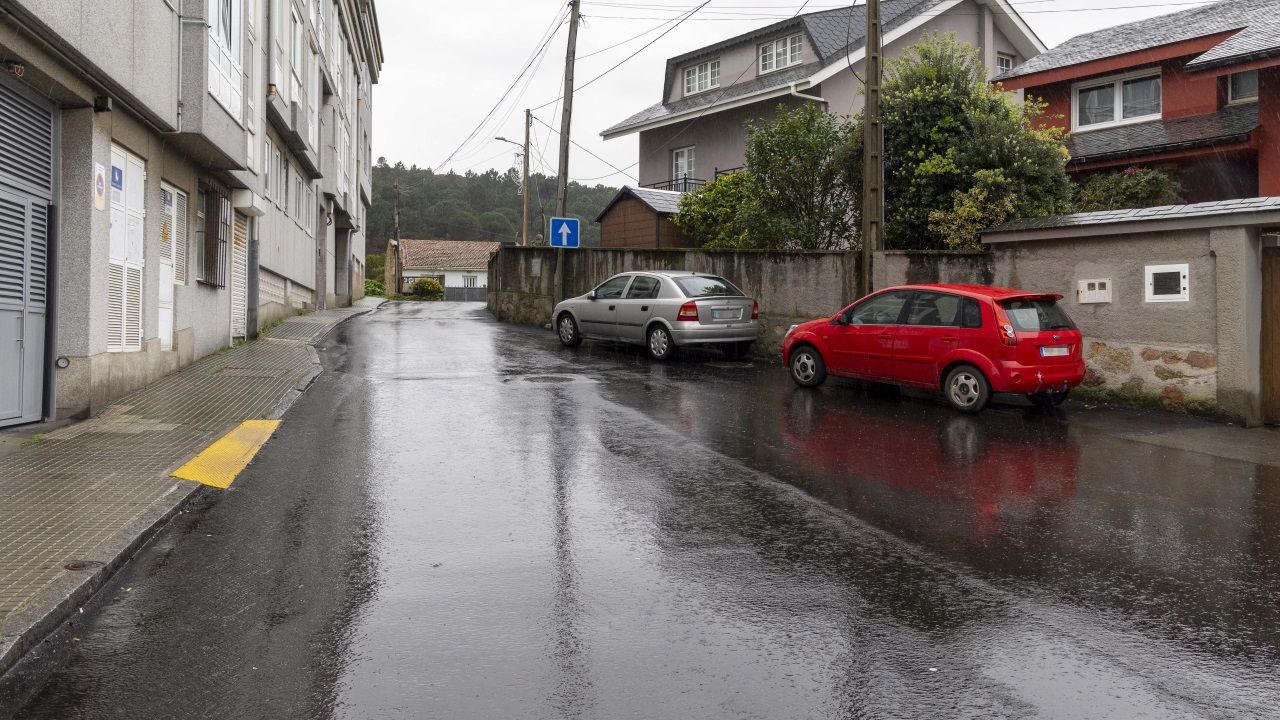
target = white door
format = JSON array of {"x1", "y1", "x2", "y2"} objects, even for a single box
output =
[
  {"x1": 108, "y1": 145, "x2": 145, "y2": 353},
  {"x1": 158, "y1": 186, "x2": 176, "y2": 350}
]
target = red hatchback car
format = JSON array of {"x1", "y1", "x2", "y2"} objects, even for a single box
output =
[{"x1": 782, "y1": 284, "x2": 1086, "y2": 413}]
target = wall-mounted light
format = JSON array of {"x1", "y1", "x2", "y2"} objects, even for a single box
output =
[
  {"x1": 94, "y1": 96, "x2": 113, "y2": 113},
  {"x1": 55, "y1": 356, "x2": 71, "y2": 369}
]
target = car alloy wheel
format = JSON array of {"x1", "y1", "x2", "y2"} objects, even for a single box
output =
[
  {"x1": 948, "y1": 370, "x2": 983, "y2": 410},
  {"x1": 793, "y1": 352, "x2": 817, "y2": 383}
]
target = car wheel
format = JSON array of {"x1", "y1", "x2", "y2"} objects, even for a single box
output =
[
  {"x1": 790, "y1": 346, "x2": 827, "y2": 388},
  {"x1": 557, "y1": 313, "x2": 582, "y2": 348},
  {"x1": 1028, "y1": 388, "x2": 1069, "y2": 408},
  {"x1": 647, "y1": 325, "x2": 677, "y2": 361},
  {"x1": 723, "y1": 341, "x2": 753, "y2": 361},
  {"x1": 944, "y1": 364, "x2": 990, "y2": 413}
]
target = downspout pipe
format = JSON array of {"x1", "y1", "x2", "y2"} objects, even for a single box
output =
[{"x1": 789, "y1": 82, "x2": 827, "y2": 105}]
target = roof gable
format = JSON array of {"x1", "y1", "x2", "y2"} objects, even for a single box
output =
[
  {"x1": 595, "y1": 186, "x2": 686, "y2": 222},
  {"x1": 996, "y1": 0, "x2": 1280, "y2": 84},
  {"x1": 401, "y1": 239, "x2": 502, "y2": 270}
]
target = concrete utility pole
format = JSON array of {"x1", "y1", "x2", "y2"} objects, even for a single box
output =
[
  {"x1": 553, "y1": 0, "x2": 580, "y2": 304},
  {"x1": 523, "y1": 108, "x2": 531, "y2": 246},
  {"x1": 388, "y1": 176, "x2": 401, "y2": 294},
  {"x1": 860, "y1": 0, "x2": 884, "y2": 297}
]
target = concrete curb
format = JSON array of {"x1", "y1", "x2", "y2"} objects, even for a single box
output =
[{"x1": 0, "y1": 305, "x2": 377, "y2": 687}]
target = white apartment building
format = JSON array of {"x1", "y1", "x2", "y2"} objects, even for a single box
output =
[{"x1": 0, "y1": 0, "x2": 382, "y2": 426}]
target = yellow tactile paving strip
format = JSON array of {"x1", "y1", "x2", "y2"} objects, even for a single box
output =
[{"x1": 171, "y1": 420, "x2": 282, "y2": 489}]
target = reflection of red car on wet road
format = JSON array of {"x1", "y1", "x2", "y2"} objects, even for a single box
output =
[{"x1": 782, "y1": 284, "x2": 1087, "y2": 413}]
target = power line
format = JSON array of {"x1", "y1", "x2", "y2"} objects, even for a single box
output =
[
  {"x1": 431, "y1": 4, "x2": 569, "y2": 171},
  {"x1": 532, "y1": 114, "x2": 638, "y2": 182}
]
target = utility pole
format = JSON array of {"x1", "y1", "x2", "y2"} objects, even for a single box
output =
[
  {"x1": 523, "y1": 108, "x2": 531, "y2": 246},
  {"x1": 388, "y1": 176, "x2": 401, "y2": 295},
  {"x1": 860, "y1": 0, "x2": 883, "y2": 297},
  {"x1": 553, "y1": 0, "x2": 580, "y2": 304}
]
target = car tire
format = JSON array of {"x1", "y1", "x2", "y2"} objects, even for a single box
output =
[
  {"x1": 723, "y1": 341, "x2": 753, "y2": 361},
  {"x1": 647, "y1": 324, "x2": 677, "y2": 361},
  {"x1": 1028, "y1": 388, "x2": 1069, "y2": 408},
  {"x1": 556, "y1": 313, "x2": 582, "y2": 348},
  {"x1": 944, "y1": 364, "x2": 990, "y2": 413},
  {"x1": 789, "y1": 346, "x2": 827, "y2": 388}
]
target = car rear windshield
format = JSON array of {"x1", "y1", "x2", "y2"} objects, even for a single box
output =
[
  {"x1": 673, "y1": 276, "x2": 744, "y2": 298},
  {"x1": 1000, "y1": 297, "x2": 1077, "y2": 332}
]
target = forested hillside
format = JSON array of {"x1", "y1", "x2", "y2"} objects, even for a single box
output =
[{"x1": 366, "y1": 159, "x2": 619, "y2": 253}]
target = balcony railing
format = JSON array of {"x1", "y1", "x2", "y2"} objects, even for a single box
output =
[
  {"x1": 642, "y1": 177, "x2": 705, "y2": 192},
  {"x1": 714, "y1": 166, "x2": 744, "y2": 178}
]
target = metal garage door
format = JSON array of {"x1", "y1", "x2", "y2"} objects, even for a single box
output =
[{"x1": 0, "y1": 77, "x2": 55, "y2": 428}]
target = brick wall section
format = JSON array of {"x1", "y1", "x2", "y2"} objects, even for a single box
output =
[{"x1": 598, "y1": 199, "x2": 693, "y2": 249}]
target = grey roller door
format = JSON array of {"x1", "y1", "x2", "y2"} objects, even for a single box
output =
[{"x1": 0, "y1": 77, "x2": 55, "y2": 427}]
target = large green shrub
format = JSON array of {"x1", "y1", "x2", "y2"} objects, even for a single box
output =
[
  {"x1": 1074, "y1": 167, "x2": 1183, "y2": 212},
  {"x1": 364, "y1": 278, "x2": 385, "y2": 297},
  {"x1": 410, "y1": 277, "x2": 445, "y2": 300},
  {"x1": 673, "y1": 172, "x2": 764, "y2": 249}
]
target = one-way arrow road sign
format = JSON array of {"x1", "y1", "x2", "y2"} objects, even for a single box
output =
[{"x1": 549, "y1": 217, "x2": 580, "y2": 248}]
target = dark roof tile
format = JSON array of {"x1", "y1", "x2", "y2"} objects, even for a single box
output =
[
  {"x1": 987, "y1": 196, "x2": 1280, "y2": 234},
  {"x1": 1067, "y1": 102, "x2": 1258, "y2": 163}
]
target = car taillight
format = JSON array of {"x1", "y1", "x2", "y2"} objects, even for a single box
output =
[
  {"x1": 993, "y1": 305, "x2": 1017, "y2": 346},
  {"x1": 677, "y1": 302, "x2": 699, "y2": 321},
  {"x1": 751, "y1": 301, "x2": 759, "y2": 320}
]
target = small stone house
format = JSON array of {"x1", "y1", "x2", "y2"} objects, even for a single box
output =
[{"x1": 980, "y1": 197, "x2": 1280, "y2": 426}]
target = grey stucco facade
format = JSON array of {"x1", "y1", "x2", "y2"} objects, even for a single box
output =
[
  {"x1": 0, "y1": 0, "x2": 383, "y2": 424},
  {"x1": 613, "y1": 0, "x2": 1036, "y2": 188}
]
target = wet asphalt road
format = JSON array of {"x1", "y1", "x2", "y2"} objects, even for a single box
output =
[{"x1": 7, "y1": 301, "x2": 1280, "y2": 719}]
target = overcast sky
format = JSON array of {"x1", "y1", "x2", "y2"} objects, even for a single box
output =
[{"x1": 371, "y1": 0, "x2": 1216, "y2": 184}]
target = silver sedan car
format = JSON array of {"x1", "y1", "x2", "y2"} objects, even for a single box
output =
[{"x1": 553, "y1": 271, "x2": 759, "y2": 360}]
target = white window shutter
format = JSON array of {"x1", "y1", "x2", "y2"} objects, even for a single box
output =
[
  {"x1": 125, "y1": 265, "x2": 143, "y2": 351},
  {"x1": 107, "y1": 261, "x2": 125, "y2": 351},
  {"x1": 174, "y1": 189, "x2": 189, "y2": 284}
]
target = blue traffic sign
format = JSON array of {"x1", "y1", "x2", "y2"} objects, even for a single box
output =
[{"x1": 549, "y1": 216, "x2": 580, "y2": 248}]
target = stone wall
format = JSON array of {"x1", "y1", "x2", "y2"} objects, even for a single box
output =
[{"x1": 1081, "y1": 339, "x2": 1218, "y2": 407}]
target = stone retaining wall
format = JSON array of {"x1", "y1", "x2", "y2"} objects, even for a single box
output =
[{"x1": 1082, "y1": 339, "x2": 1218, "y2": 407}]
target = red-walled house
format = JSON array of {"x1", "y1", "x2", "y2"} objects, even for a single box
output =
[{"x1": 995, "y1": 0, "x2": 1280, "y2": 202}]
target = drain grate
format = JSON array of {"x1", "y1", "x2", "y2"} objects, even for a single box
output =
[
  {"x1": 524, "y1": 375, "x2": 575, "y2": 384},
  {"x1": 64, "y1": 560, "x2": 104, "y2": 572}
]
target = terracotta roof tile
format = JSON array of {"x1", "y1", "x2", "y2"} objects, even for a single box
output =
[{"x1": 400, "y1": 239, "x2": 501, "y2": 270}]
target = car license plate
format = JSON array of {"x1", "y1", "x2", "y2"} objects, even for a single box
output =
[
  {"x1": 712, "y1": 309, "x2": 742, "y2": 321},
  {"x1": 1040, "y1": 346, "x2": 1070, "y2": 357}
]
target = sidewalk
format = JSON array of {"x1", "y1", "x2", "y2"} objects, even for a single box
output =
[{"x1": 0, "y1": 301, "x2": 377, "y2": 678}]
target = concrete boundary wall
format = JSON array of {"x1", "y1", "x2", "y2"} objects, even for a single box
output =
[{"x1": 488, "y1": 247, "x2": 859, "y2": 353}]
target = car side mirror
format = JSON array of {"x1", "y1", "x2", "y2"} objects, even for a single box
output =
[{"x1": 586, "y1": 290, "x2": 597, "y2": 300}]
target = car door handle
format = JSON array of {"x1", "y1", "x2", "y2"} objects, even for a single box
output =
[
  {"x1": 941, "y1": 335, "x2": 957, "y2": 342},
  {"x1": 608, "y1": 305, "x2": 616, "y2": 311},
  {"x1": 641, "y1": 305, "x2": 649, "y2": 312}
]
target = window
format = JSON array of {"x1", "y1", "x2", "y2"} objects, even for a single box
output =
[
  {"x1": 304, "y1": 186, "x2": 314, "y2": 234},
  {"x1": 996, "y1": 53, "x2": 1015, "y2": 74},
  {"x1": 263, "y1": 136, "x2": 274, "y2": 200},
  {"x1": 1074, "y1": 71, "x2": 1161, "y2": 130},
  {"x1": 292, "y1": 166, "x2": 303, "y2": 220},
  {"x1": 625, "y1": 275, "x2": 661, "y2": 299},
  {"x1": 290, "y1": 9, "x2": 304, "y2": 103},
  {"x1": 313, "y1": 0, "x2": 325, "y2": 55},
  {"x1": 199, "y1": 188, "x2": 230, "y2": 287},
  {"x1": 463, "y1": 276, "x2": 478, "y2": 289},
  {"x1": 207, "y1": 0, "x2": 244, "y2": 121},
  {"x1": 674, "y1": 275, "x2": 743, "y2": 298},
  {"x1": 1146, "y1": 263, "x2": 1189, "y2": 302},
  {"x1": 844, "y1": 290, "x2": 910, "y2": 325},
  {"x1": 760, "y1": 34, "x2": 802, "y2": 74},
  {"x1": 161, "y1": 184, "x2": 190, "y2": 286},
  {"x1": 672, "y1": 146, "x2": 695, "y2": 182},
  {"x1": 905, "y1": 292, "x2": 967, "y2": 327},
  {"x1": 1000, "y1": 298, "x2": 1076, "y2": 331},
  {"x1": 1229, "y1": 70, "x2": 1258, "y2": 103},
  {"x1": 594, "y1": 275, "x2": 631, "y2": 299},
  {"x1": 683, "y1": 59, "x2": 720, "y2": 95}
]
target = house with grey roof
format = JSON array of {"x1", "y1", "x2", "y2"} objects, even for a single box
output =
[
  {"x1": 601, "y1": 0, "x2": 1044, "y2": 191},
  {"x1": 996, "y1": 0, "x2": 1280, "y2": 202},
  {"x1": 594, "y1": 186, "x2": 691, "y2": 248}
]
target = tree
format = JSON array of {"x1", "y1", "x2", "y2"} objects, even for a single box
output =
[
  {"x1": 745, "y1": 103, "x2": 858, "y2": 250},
  {"x1": 478, "y1": 211, "x2": 515, "y2": 240},
  {"x1": 847, "y1": 33, "x2": 1072, "y2": 250},
  {"x1": 673, "y1": 172, "x2": 763, "y2": 249},
  {"x1": 1074, "y1": 166, "x2": 1183, "y2": 212},
  {"x1": 425, "y1": 198, "x2": 480, "y2": 239}
]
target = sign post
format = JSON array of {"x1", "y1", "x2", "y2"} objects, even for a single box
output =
[{"x1": 549, "y1": 217, "x2": 580, "y2": 249}]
